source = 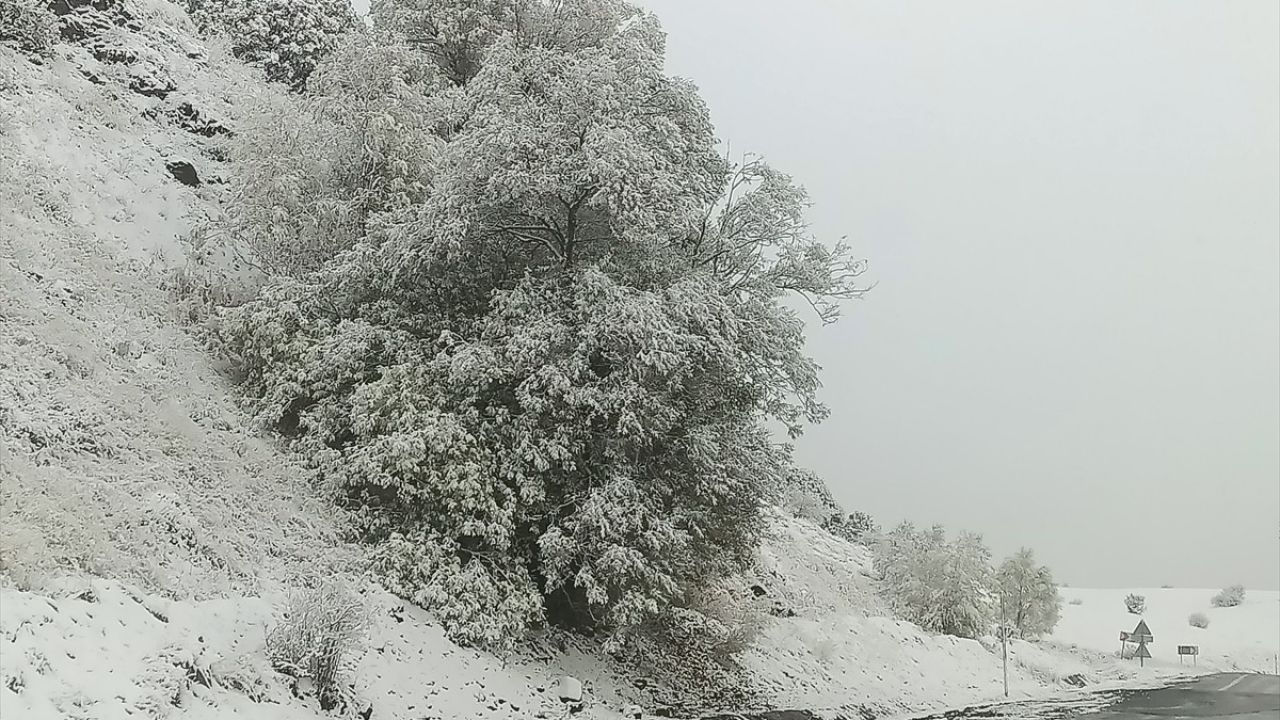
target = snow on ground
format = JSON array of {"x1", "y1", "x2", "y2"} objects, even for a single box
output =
[
  {"x1": 734, "y1": 517, "x2": 1180, "y2": 717},
  {"x1": 0, "y1": 578, "x2": 642, "y2": 720},
  {"x1": 1052, "y1": 587, "x2": 1280, "y2": 674}
]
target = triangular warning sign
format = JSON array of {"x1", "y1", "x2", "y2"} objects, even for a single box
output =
[
  {"x1": 1133, "y1": 619, "x2": 1153, "y2": 638},
  {"x1": 1135, "y1": 642, "x2": 1152, "y2": 659}
]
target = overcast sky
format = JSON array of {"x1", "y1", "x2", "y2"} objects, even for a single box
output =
[
  {"x1": 350, "y1": 0, "x2": 1280, "y2": 589},
  {"x1": 634, "y1": 0, "x2": 1280, "y2": 589}
]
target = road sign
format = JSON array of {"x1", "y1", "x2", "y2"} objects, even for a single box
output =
[
  {"x1": 1131, "y1": 620, "x2": 1154, "y2": 644},
  {"x1": 1136, "y1": 641, "x2": 1151, "y2": 667},
  {"x1": 1178, "y1": 645, "x2": 1198, "y2": 666},
  {"x1": 1120, "y1": 631, "x2": 1132, "y2": 642}
]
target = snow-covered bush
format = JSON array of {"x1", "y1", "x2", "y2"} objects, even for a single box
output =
[
  {"x1": 211, "y1": 0, "x2": 866, "y2": 650},
  {"x1": 0, "y1": 0, "x2": 58, "y2": 59},
  {"x1": 1188, "y1": 611, "x2": 1210, "y2": 628},
  {"x1": 1211, "y1": 584, "x2": 1245, "y2": 608},
  {"x1": 874, "y1": 522, "x2": 994, "y2": 638},
  {"x1": 996, "y1": 548, "x2": 1062, "y2": 639},
  {"x1": 774, "y1": 468, "x2": 841, "y2": 523},
  {"x1": 189, "y1": 0, "x2": 358, "y2": 90},
  {"x1": 1068, "y1": 597, "x2": 1083, "y2": 605},
  {"x1": 1124, "y1": 593, "x2": 1146, "y2": 614},
  {"x1": 823, "y1": 510, "x2": 878, "y2": 544},
  {"x1": 266, "y1": 581, "x2": 367, "y2": 709},
  {"x1": 372, "y1": 531, "x2": 542, "y2": 649},
  {"x1": 216, "y1": 37, "x2": 440, "y2": 278}
]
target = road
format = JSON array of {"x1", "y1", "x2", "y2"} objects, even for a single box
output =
[
  {"x1": 701, "y1": 675, "x2": 1279, "y2": 720},
  {"x1": 1088, "y1": 673, "x2": 1280, "y2": 720}
]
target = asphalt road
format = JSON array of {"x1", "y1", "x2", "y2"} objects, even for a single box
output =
[{"x1": 1087, "y1": 673, "x2": 1280, "y2": 720}]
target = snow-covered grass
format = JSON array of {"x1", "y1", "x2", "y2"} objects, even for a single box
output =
[{"x1": 1051, "y1": 587, "x2": 1280, "y2": 673}]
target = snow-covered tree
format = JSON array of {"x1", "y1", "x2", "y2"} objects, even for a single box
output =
[
  {"x1": 874, "y1": 523, "x2": 994, "y2": 638},
  {"x1": 1125, "y1": 593, "x2": 1146, "y2": 614},
  {"x1": 823, "y1": 510, "x2": 877, "y2": 544},
  {"x1": 190, "y1": 0, "x2": 358, "y2": 90},
  {"x1": 212, "y1": 0, "x2": 867, "y2": 648},
  {"x1": 996, "y1": 548, "x2": 1061, "y2": 639},
  {"x1": 774, "y1": 467, "x2": 841, "y2": 523}
]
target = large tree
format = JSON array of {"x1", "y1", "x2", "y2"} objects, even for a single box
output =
[{"x1": 216, "y1": 0, "x2": 866, "y2": 647}]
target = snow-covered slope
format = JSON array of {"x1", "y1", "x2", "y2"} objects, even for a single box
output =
[{"x1": 1052, "y1": 587, "x2": 1280, "y2": 674}]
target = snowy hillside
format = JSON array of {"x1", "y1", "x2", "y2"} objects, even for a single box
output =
[{"x1": 1052, "y1": 587, "x2": 1280, "y2": 674}]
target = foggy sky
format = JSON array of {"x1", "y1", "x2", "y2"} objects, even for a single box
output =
[
  {"x1": 349, "y1": 0, "x2": 1280, "y2": 589},
  {"x1": 636, "y1": 0, "x2": 1280, "y2": 590}
]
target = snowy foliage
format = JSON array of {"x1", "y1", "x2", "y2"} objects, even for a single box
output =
[
  {"x1": 266, "y1": 581, "x2": 368, "y2": 708},
  {"x1": 1124, "y1": 593, "x2": 1146, "y2": 614},
  {"x1": 1187, "y1": 611, "x2": 1209, "y2": 628},
  {"x1": 206, "y1": 0, "x2": 867, "y2": 648},
  {"x1": 1210, "y1": 584, "x2": 1245, "y2": 608},
  {"x1": 823, "y1": 510, "x2": 878, "y2": 544},
  {"x1": 774, "y1": 467, "x2": 842, "y2": 523},
  {"x1": 189, "y1": 0, "x2": 358, "y2": 89},
  {"x1": 873, "y1": 523, "x2": 994, "y2": 639},
  {"x1": 995, "y1": 548, "x2": 1061, "y2": 639},
  {"x1": 0, "y1": 0, "x2": 58, "y2": 59}
]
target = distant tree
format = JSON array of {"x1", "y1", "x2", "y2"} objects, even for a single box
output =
[
  {"x1": 1211, "y1": 584, "x2": 1245, "y2": 608},
  {"x1": 823, "y1": 510, "x2": 878, "y2": 544},
  {"x1": 1124, "y1": 593, "x2": 1146, "y2": 614},
  {"x1": 774, "y1": 468, "x2": 841, "y2": 524},
  {"x1": 996, "y1": 548, "x2": 1062, "y2": 639},
  {"x1": 874, "y1": 522, "x2": 994, "y2": 638}
]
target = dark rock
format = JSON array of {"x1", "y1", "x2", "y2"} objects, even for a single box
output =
[
  {"x1": 1065, "y1": 673, "x2": 1088, "y2": 688},
  {"x1": 173, "y1": 102, "x2": 231, "y2": 137},
  {"x1": 166, "y1": 161, "x2": 200, "y2": 187},
  {"x1": 130, "y1": 71, "x2": 176, "y2": 99},
  {"x1": 750, "y1": 584, "x2": 767, "y2": 597}
]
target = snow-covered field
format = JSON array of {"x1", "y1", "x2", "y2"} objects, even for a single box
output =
[{"x1": 1052, "y1": 587, "x2": 1280, "y2": 674}]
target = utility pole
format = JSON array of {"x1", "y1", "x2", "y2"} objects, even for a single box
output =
[{"x1": 998, "y1": 594, "x2": 1010, "y2": 698}]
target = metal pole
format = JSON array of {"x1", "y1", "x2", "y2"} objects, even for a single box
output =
[{"x1": 1002, "y1": 629, "x2": 1009, "y2": 698}]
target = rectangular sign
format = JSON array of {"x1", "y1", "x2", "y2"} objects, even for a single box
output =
[{"x1": 1178, "y1": 645, "x2": 1198, "y2": 656}]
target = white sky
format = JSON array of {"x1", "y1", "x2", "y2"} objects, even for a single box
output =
[
  {"x1": 636, "y1": 0, "x2": 1280, "y2": 590},
  {"x1": 348, "y1": 0, "x2": 1280, "y2": 589}
]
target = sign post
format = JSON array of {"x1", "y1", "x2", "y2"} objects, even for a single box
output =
[
  {"x1": 1178, "y1": 645, "x2": 1198, "y2": 667},
  {"x1": 997, "y1": 624, "x2": 1015, "y2": 698},
  {"x1": 1136, "y1": 641, "x2": 1151, "y2": 667},
  {"x1": 1120, "y1": 630, "x2": 1131, "y2": 658}
]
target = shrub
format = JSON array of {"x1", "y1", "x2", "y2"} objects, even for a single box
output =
[
  {"x1": 1211, "y1": 584, "x2": 1245, "y2": 608},
  {"x1": 189, "y1": 0, "x2": 358, "y2": 90},
  {"x1": 1124, "y1": 593, "x2": 1146, "y2": 614},
  {"x1": 0, "y1": 0, "x2": 59, "y2": 60},
  {"x1": 1068, "y1": 598, "x2": 1083, "y2": 606},
  {"x1": 1188, "y1": 611, "x2": 1210, "y2": 629},
  {"x1": 823, "y1": 510, "x2": 878, "y2": 544},
  {"x1": 266, "y1": 581, "x2": 367, "y2": 709}
]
